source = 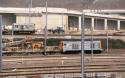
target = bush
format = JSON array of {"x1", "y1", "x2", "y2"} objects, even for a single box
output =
[
  {"x1": 46, "y1": 39, "x2": 60, "y2": 46},
  {"x1": 101, "y1": 39, "x2": 125, "y2": 49}
]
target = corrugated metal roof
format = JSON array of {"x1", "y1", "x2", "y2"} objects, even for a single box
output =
[{"x1": 0, "y1": 0, "x2": 125, "y2": 10}]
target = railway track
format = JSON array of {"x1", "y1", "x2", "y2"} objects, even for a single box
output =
[
  {"x1": 3, "y1": 52, "x2": 125, "y2": 58},
  {"x1": 2, "y1": 34, "x2": 125, "y2": 39},
  {"x1": 1, "y1": 54, "x2": 125, "y2": 76},
  {"x1": 1, "y1": 66, "x2": 125, "y2": 76}
]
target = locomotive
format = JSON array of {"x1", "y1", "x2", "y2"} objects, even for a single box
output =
[
  {"x1": 3, "y1": 23, "x2": 35, "y2": 35},
  {"x1": 59, "y1": 40, "x2": 103, "y2": 54}
]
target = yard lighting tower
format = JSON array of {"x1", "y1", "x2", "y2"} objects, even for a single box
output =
[{"x1": 0, "y1": 15, "x2": 2, "y2": 72}]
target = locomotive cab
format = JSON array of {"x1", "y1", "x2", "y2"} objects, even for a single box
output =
[{"x1": 59, "y1": 41, "x2": 64, "y2": 52}]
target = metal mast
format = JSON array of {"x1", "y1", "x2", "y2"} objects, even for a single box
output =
[
  {"x1": 81, "y1": 11, "x2": 85, "y2": 78},
  {"x1": 44, "y1": 1, "x2": 48, "y2": 55},
  {"x1": 0, "y1": 15, "x2": 2, "y2": 72},
  {"x1": 81, "y1": 0, "x2": 85, "y2": 77},
  {"x1": 91, "y1": 24, "x2": 94, "y2": 59},
  {"x1": 81, "y1": 0, "x2": 99, "y2": 77},
  {"x1": 28, "y1": 0, "x2": 32, "y2": 25},
  {"x1": 106, "y1": 29, "x2": 109, "y2": 52}
]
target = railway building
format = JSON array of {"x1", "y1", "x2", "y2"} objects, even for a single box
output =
[{"x1": 0, "y1": 0, "x2": 125, "y2": 35}]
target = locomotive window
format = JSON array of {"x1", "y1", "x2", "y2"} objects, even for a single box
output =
[
  {"x1": 21, "y1": 25, "x2": 24, "y2": 29},
  {"x1": 15, "y1": 25, "x2": 18, "y2": 28},
  {"x1": 72, "y1": 44, "x2": 79, "y2": 49},
  {"x1": 91, "y1": 43, "x2": 95, "y2": 48},
  {"x1": 64, "y1": 44, "x2": 66, "y2": 46},
  {"x1": 93, "y1": 43, "x2": 98, "y2": 48},
  {"x1": 93, "y1": 44, "x2": 95, "y2": 48}
]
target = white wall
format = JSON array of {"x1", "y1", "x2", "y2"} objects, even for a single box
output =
[
  {"x1": 41, "y1": 14, "x2": 68, "y2": 29},
  {"x1": 16, "y1": 15, "x2": 42, "y2": 30},
  {"x1": 16, "y1": 14, "x2": 68, "y2": 30}
]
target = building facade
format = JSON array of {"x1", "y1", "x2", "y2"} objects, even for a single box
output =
[{"x1": 0, "y1": 7, "x2": 125, "y2": 34}]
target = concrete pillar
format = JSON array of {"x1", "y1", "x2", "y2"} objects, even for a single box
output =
[
  {"x1": 79, "y1": 16, "x2": 81, "y2": 31},
  {"x1": 117, "y1": 20, "x2": 120, "y2": 30},
  {"x1": 104, "y1": 19, "x2": 108, "y2": 30},
  {"x1": 65, "y1": 16, "x2": 69, "y2": 33},
  {"x1": 91, "y1": 17, "x2": 94, "y2": 30}
]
